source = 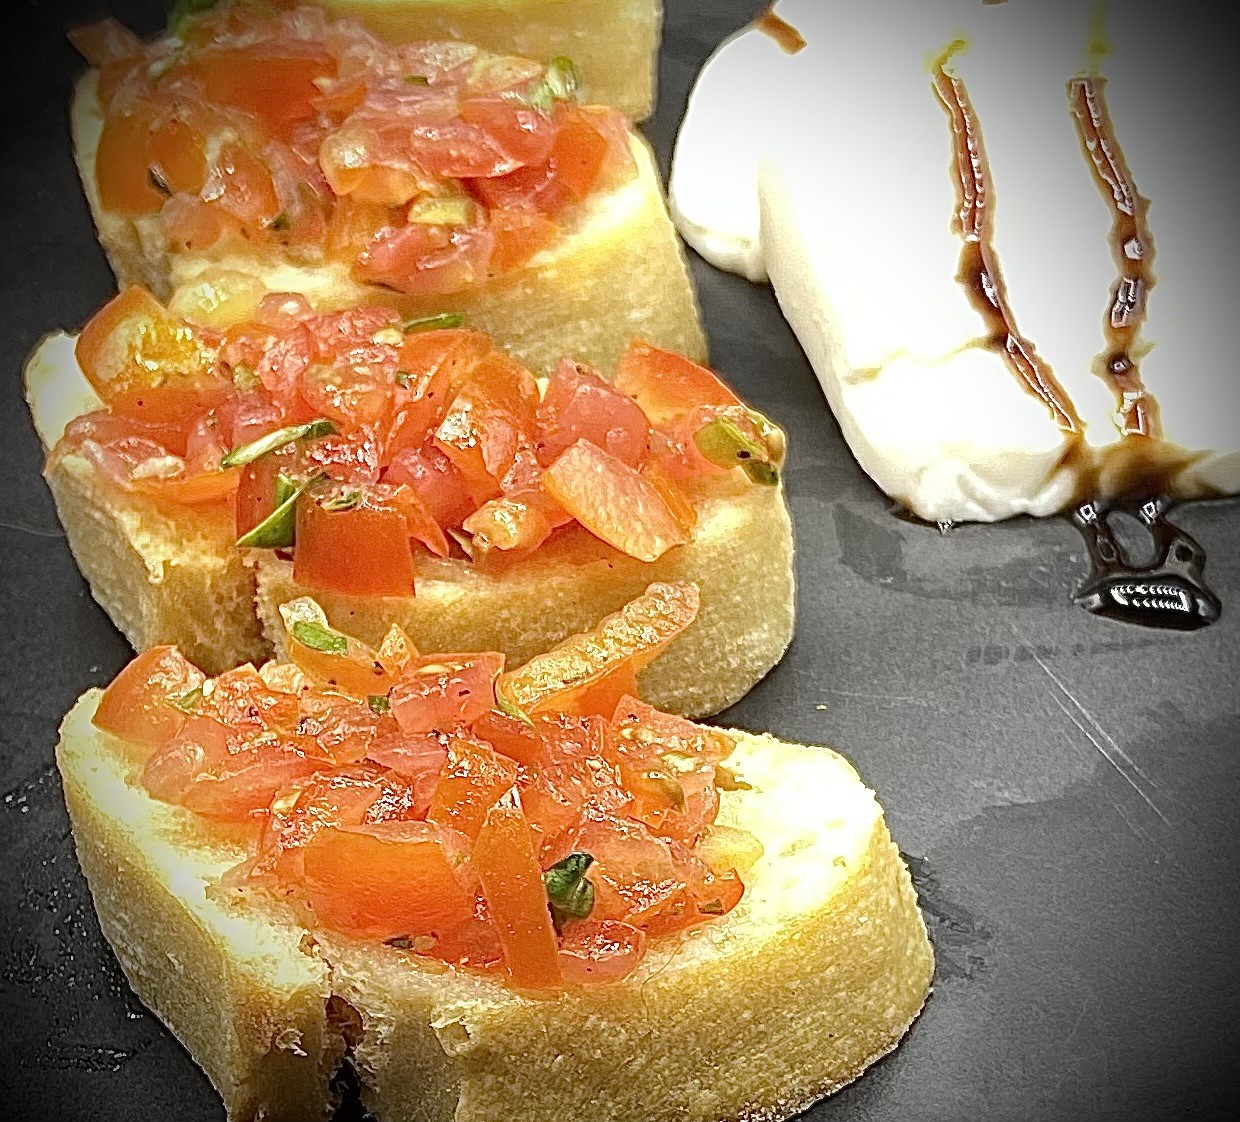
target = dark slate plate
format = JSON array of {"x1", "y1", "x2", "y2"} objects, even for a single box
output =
[{"x1": 2, "y1": 2, "x2": 1237, "y2": 1120}]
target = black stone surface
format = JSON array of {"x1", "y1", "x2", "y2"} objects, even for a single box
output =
[{"x1": 2, "y1": 3, "x2": 1238, "y2": 1120}]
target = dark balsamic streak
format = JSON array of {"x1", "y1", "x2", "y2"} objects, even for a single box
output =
[
  {"x1": 1068, "y1": 76, "x2": 1161, "y2": 439},
  {"x1": 931, "y1": 65, "x2": 1083, "y2": 434}
]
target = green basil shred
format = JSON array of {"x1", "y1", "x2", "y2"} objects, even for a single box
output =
[
  {"x1": 291, "y1": 620, "x2": 348, "y2": 655},
  {"x1": 220, "y1": 419, "x2": 336, "y2": 469},
  {"x1": 544, "y1": 852, "x2": 595, "y2": 929}
]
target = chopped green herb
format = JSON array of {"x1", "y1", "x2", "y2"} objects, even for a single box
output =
[
  {"x1": 528, "y1": 55, "x2": 580, "y2": 113},
  {"x1": 319, "y1": 490, "x2": 362, "y2": 512},
  {"x1": 235, "y1": 471, "x2": 324, "y2": 549},
  {"x1": 268, "y1": 211, "x2": 291, "y2": 231},
  {"x1": 291, "y1": 620, "x2": 348, "y2": 654},
  {"x1": 693, "y1": 416, "x2": 780, "y2": 486},
  {"x1": 384, "y1": 933, "x2": 413, "y2": 949},
  {"x1": 165, "y1": 685, "x2": 204, "y2": 714},
  {"x1": 402, "y1": 311, "x2": 464, "y2": 334},
  {"x1": 221, "y1": 419, "x2": 336, "y2": 469},
  {"x1": 699, "y1": 900, "x2": 726, "y2": 916},
  {"x1": 395, "y1": 370, "x2": 413, "y2": 388},
  {"x1": 544, "y1": 852, "x2": 595, "y2": 930},
  {"x1": 147, "y1": 167, "x2": 172, "y2": 197},
  {"x1": 168, "y1": 0, "x2": 220, "y2": 34},
  {"x1": 368, "y1": 694, "x2": 392, "y2": 715},
  {"x1": 405, "y1": 73, "x2": 429, "y2": 85}
]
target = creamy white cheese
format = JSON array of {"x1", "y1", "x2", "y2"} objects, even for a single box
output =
[{"x1": 669, "y1": 0, "x2": 1240, "y2": 521}]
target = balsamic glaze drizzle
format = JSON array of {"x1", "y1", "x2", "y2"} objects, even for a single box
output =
[
  {"x1": 927, "y1": 59, "x2": 1220, "y2": 629},
  {"x1": 931, "y1": 65, "x2": 1083, "y2": 434},
  {"x1": 1068, "y1": 76, "x2": 1161, "y2": 439}
]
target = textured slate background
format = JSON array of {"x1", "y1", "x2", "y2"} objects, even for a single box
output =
[{"x1": 2, "y1": 2, "x2": 1238, "y2": 1119}]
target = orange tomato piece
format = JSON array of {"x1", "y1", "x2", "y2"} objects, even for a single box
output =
[
  {"x1": 130, "y1": 465, "x2": 240, "y2": 508},
  {"x1": 427, "y1": 736, "x2": 519, "y2": 840},
  {"x1": 535, "y1": 358, "x2": 649, "y2": 468},
  {"x1": 541, "y1": 439, "x2": 690, "y2": 562},
  {"x1": 178, "y1": 740, "x2": 331, "y2": 822},
  {"x1": 613, "y1": 341, "x2": 743, "y2": 428},
  {"x1": 487, "y1": 208, "x2": 558, "y2": 274},
  {"x1": 183, "y1": 44, "x2": 336, "y2": 136},
  {"x1": 75, "y1": 286, "x2": 226, "y2": 426},
  {"x1": 461, "y1": 495, "x2": 553, "y2": 554},
  {"x1": 148, "y1": 115, "x2": 208, "y2": 196},
  {"x1": 301, "y1": 822, "x2": 475, "y2": 941},
  {"x1": 495, "y1": 581, "x2": 698, "y2": 716},
  {"x1": 95, "y1": 104, "x2": 164, "y2": 214},
  {"x1": 434, "y1": 351, "x2": 539, "y2": 498},
  {"x1": 92, "y1": 645, "x2": 206, "y2": 750},
  {"x1": 389, "y1": 653, "x2": 504, "y2": 735},
  {"x1": 293, "y1": 496, "x2": 415, "y2": 598},
  {"x1": 211, "y1": 142, "x2": 282, "y2": 228},
  {"x1": 354, "y1": 221, "x2": 496, "y2": 298},
  {"x1": 473, "y1": 800, "x2": 562, "y2": 989},
  {"x1": 558, "y1": 918, "x2": 646, "y2": 986}
]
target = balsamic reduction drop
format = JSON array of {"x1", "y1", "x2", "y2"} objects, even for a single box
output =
[{"x1": 1070, "y1": 497, "x2": 1220, "y2": 631}]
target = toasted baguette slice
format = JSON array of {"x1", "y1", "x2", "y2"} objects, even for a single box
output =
[
  {"x1": 70, "y1": 72, "x2": 704, "y2": 376},
  {"x1": 58, "y1": 689, "x2": 934, "y2": 1122},
  {"x1": 314, "y1": 0, "x2": 662, "y2": 120},
  {"x1": 25, "y1": 332, "x2": 795, "y2": 714}
]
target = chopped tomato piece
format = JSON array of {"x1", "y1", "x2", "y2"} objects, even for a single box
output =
[
  {"x1": 293, "y1": 495, "x2": 415, "y2": 597},
  {"x1": 301, "y1": 822, "x2": 475, "y2": 941},
  {"x1": 427, "y1": 736, "x2": 519, "y2": 840},
  {"x1": 613, "y1": 341, "x2": 743, "y2": 428},
  {"x1": 473, "y1": 800, "x2": 562, "y2": 989},
  {"x1": 279, "y1": 597, "x2": 398, "y2": 697},
  {"x1": 389, "y1": 653, "x2": 504, "y2": 735},
  {"x1": 542, "y1": 440, "x2": 690, "y2": 562},
  {"x1": 535, "y1": 359, "x2": 649, "y2": 467},
  {"x1": 182, "y1": 44, "x2": 336, "y2": 136},
  {"x1": 383, "y1": 439, "x2": 477, "y2": 529},
  {"x1": 95, "y1": 104, "x2": 164, "y2": 214},
  {"x1": 92, "y1": 645, "x2": 206, "y2": 750},
  {"x1": 130, "y1": 465, "x2": 240, "y2": 508},
  {"x1": 354, "y1": 222, "x2": 495, "y2": 298},
  {"x1": 558, "y1": 919, "x2": 646, "y2": 986},
  {"x1": 495, "y1": 582, "x2": 699, "y2": 715},
  {"x1": 210, "y1": 142, "x2": 282, "y2": 228},
  {"x1": 178, "y1": 740, "x2": 331, "y2": 821},
  {"x1": 76, "y1": 286, "x2": 226, "y2": 425},
  {"x1": 148, "y1": 115, "x2": 208, "y2": 196},
  {"x1": 462, "y1": 495, "x2": 553, "y2": 554}
]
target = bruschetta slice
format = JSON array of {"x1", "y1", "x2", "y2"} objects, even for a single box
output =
[
  {"x1": 56, "y1": 585, "x2": 933, "y2": 1122},
  {"x1": 69, "y1": 1, "x2": 702, "y2": 374},
  {"x1": 26, "y1": 288, "x2": 794, "y2": 716},
  {"x1": 305, "y1": 0, "x2": 662, "y2": 120}
]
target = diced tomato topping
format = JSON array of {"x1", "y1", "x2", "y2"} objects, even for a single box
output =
[
  {"x1": 613, "y1": 341, "x2": 743, "y2": 428},
  {"x1": 426, "y1": 736, "x2": 519, "y2": 840},
  {"x1": 86, "y1": 7, "x2": 638, "y2": 293},
  {"x1": 473, "y1": 800, "x2": 562, "y2": 989},
  {"x1": 542, "y1": 440, "x2": 690, "y2": 562},
  {"x1": 496, "y1": 582, "x2": 698, "y2": 716},
  {"x1": 76, "y1": 287, "x2": 227, "y2": 425},
  {"x1": 389, "y1": 653, "x2": 504, "y2": 735},
  {"x1": 110, "y1": 586, "x2": 744, "y2": 988},
  {"x1": 558, "y1": 919, "x2": 646, "y2": 986},
  {"x1": 92, "y1": 645, "x2": 206, "y2": 750},
  {"x1": 293, "y1": 495, "x2": 415, "y2": 597},
  {"x1": 181, "y1": 43, "x2": 336, "y2": 137},
  {"x1": 301, "y1": 822, "x2": 475, "y2": 941},
  {"x1": 535, "y1": 359, "x2": 649, "y2": 467}
]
